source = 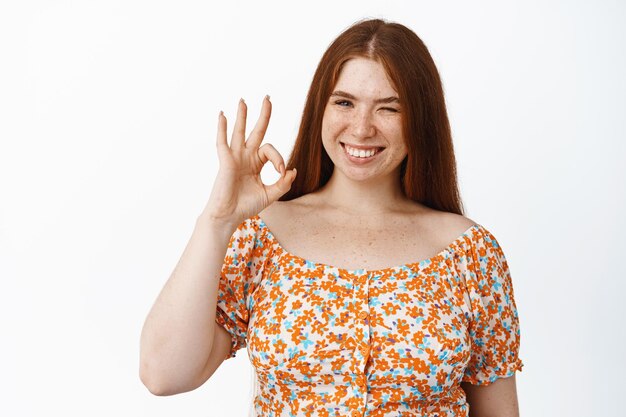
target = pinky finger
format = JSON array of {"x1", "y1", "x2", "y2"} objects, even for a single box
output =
[{"x1": 216, "y1": 111, "x2": 228, "y2": 148}]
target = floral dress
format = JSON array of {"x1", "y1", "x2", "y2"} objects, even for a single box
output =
[{"x1": 215, "y1": 214, "x2": 524, "y2": 416}]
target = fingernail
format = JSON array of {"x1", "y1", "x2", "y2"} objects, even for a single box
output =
[
  {"x1": 265, "y1": 94, "x2": 271, "y2": 101},
  {"x1": 219, "y1": 110, "x2": 223, "y2": 117},
  {"x1": 240, "y1": 98, "x2": 245, "y2": 104}
]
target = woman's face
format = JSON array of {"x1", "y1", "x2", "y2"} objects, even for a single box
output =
[{"x1": 321, "y1": 57, "x2": 407, "y2": 182}]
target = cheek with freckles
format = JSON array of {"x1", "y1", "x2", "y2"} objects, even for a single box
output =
[
  {"x1": 321, "y1": 117, "x2": 345, "y2": 151},
  {"x1": 322, "y1": 112, "x2": 346, "y2": 137}
]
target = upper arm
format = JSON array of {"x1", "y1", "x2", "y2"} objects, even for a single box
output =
[
  {"x1": 461, "y1": 225, "x2": 524, "y2": 385},
  {"x1": 213, "y1": 216, "x2": 267, "y2": 360},
  {"x1": 194, "y1": 216, "x2": 266, "y2": 389},
  {"x1": 193, "y1": 323, "x2": 232, "y2": 388},
  {"x1": 459, "y1": 225, "x2": 524, "y2": 415},
  {"x1": 461, "y1": 375, "x2": 520, "y2": 417}
]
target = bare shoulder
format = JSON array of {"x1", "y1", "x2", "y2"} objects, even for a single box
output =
[
  {"x1": 259, "y1": 192, "x2": 318, "y2": 217},
  {"x1": 257, "y1": 198, "x2": 305, "y2": 232},
  {"x1": 440, "y1": 210, "x2": 479, "y2": 233},
  {"x1": 258, "y1": 199, "x2": 295, "y2": 223},
  {"x1": 418, "y1": 207, "x2": 479, "y2": 246}
]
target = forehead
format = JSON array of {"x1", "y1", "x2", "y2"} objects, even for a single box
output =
[{"x1": 333, "y1": 57, "x2": 398, "y2": 97}]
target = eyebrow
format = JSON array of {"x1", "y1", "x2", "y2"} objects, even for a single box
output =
[{"x1": 330, "y1": 90, "x2": 400, "y2": 104}]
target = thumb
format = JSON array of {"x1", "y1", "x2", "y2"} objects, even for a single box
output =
[{"x1": 265, "y1": 167, "x2": 297, "y2": 203}]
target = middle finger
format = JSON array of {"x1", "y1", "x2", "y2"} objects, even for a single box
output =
[{"x1": 246, "y1": 95, "x2": 272, "y2": 150}]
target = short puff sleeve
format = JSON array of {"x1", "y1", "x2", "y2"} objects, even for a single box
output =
[
  {"x1": 215, "y1": 216, "x2": 267, "y2": 360},
  {"x1": 461, "y1": 225, "x2": 524, "y2": 385}
]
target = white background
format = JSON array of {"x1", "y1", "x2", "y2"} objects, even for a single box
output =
[{"x1": 1, "y1": 0, "x2": 625, "y2": 416}]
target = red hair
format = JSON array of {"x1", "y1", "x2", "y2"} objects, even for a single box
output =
[{"x1": 280, "y1": 18, "x2": 464, "y2": 215}]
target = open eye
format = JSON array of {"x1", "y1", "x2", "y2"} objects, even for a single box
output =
[{"x1": 334, "y1": 100, "x2": 352, "y2": 107}]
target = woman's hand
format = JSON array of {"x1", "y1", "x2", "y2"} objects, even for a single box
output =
[{"x1": 202, "y1": 96, "x2": 297, "y2": 229}]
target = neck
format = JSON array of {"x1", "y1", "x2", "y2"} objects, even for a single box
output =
[{"x1": 315, "y1": 169, "x2": 408, "y2": 215}]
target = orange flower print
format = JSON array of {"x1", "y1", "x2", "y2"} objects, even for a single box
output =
[{"x1": 214, "y1": 215, "x2": 523, "y2": 415}]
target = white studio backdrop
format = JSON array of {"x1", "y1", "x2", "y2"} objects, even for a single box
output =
[{"x1": 1, "y1": 0, "x2": 624, "y2": 415}]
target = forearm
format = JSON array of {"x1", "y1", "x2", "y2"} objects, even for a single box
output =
[{"x1": 139, "y1": 211, "x2": 235, "y2": 395}]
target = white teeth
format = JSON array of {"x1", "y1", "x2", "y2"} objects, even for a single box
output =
[{"x1": 345, "y1": 144, "x2": 379, "y2": 158}]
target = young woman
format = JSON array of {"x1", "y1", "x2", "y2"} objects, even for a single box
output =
[{"x1": 140, "y1": 18, "x2": 524, "y2": 416}]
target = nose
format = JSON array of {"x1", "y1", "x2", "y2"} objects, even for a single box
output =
[{"x1": 350, "y1": 110, "x2": 376, "y2": 139}]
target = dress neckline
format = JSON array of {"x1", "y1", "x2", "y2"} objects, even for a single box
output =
[{"x1": 252, "y1": 214, "x2": 481, "y2": 276}]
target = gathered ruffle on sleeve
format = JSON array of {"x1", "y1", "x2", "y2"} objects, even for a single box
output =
[
  {"x1": 215, "y1": 216, "x2": 266, "y2": 359},
  {"x1": 461, "y1": 225, "x2": 524, "y2": 385}
]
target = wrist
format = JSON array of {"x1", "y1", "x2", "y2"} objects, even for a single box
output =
[{"x1": 195, "y1": 211, "x2": 239, "y2": 236}]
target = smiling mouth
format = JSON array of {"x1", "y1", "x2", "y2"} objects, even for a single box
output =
[{"x1": 340, "y1": 142, "x2": 386, "y2": 157}]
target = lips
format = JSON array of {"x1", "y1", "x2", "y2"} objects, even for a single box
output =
[
  {"x1": 340, "y1": 142, "x2": 385, "y2": 162},
  {"x1": 340, "y1": 142, "x2": 385, "y2": 152}
]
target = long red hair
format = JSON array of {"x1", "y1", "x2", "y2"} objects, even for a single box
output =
[{"x1": 279, "y1": 18, "x2": 464, "y2": 215}]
